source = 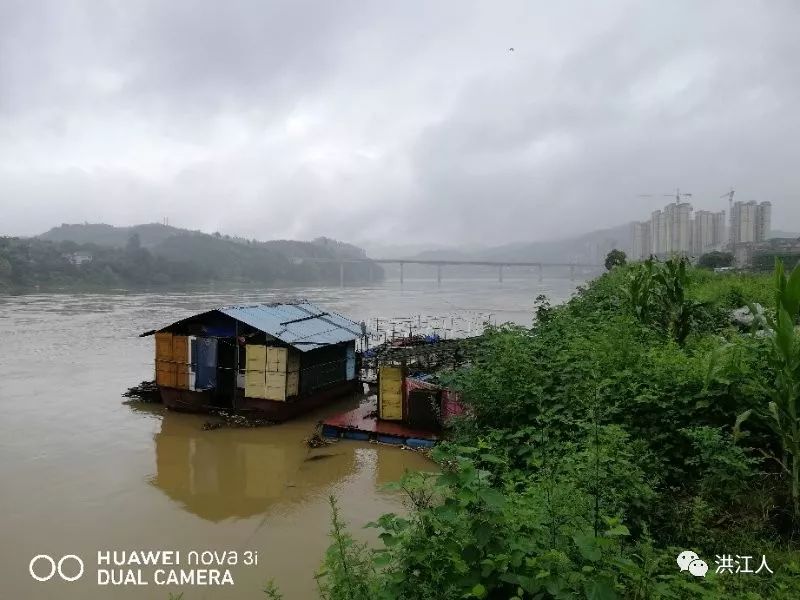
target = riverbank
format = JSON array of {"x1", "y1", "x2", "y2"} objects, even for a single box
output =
[{"x1": 315, "y1": 260, "x2": 800, "y2": 599}]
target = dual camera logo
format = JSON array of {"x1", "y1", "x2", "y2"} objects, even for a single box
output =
[
  {"x1": 677, "y1": 550, "x2": 708, "y2": 577},
  {"x1": 29, "y1": 554, "x2": 84, "y2": 582}
]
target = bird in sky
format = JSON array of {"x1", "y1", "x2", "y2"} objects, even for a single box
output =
[{"x1": 508, "y1": 47, "x2": 515, "y2": 52}]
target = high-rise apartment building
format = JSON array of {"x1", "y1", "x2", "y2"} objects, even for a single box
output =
[
  {"x1": 650, "y1": 209, "x2": 667, "y2": 255},
  {"x1": 692, "y1": 210, "x2": 714, "y2": 255},
  {"x1": 731, "y1": 201, "x2": 771, "y2": 244},
  {"x1": 665, "y1": 202, "x2": 692, "y2": 254},
  {"x1": 632, "y1": 221, "x2": 651, "y2": 260},
  {"x1": 756, "y1": 201, "x2": 771, "y2": 242},
  {"x1": 711, "y1": 211, "x2": 727, "y2": 248},
  {"x1": 691, "y1": 209, "x2": 727, "y2": 255},
  {"x1": 632, "y1": 202, "x2": 727, "y2": 260}
]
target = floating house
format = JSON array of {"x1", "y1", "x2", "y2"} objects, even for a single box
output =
[
  {"x1": 321, "y1": 366, "x2": 465, "y2": 445},
  {"x1": 378, "y1": 367, "x2": 465, "y2": 429},
  {"x1": 142, "y1": 302, "x2": 363, "y2": 421}
]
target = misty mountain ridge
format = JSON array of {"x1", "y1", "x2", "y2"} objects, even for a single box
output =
[
  {"x1": 39, "y1": 223, "x2": 367, "y2": 261},
  {"x1": 37, "y1": 222, "x2": 800, "y2": 269},
  {"x1": 400, "y1": 226, "x2": 800, "y2": 264},
  {"x1": 10, "y1": 222, "x2": 380, "y2": 289},
  {"x1": 400, "y1": 223, "x2": 635, "y2": 264},
  {"x1": 39, "y1": 221, "x2": 632, "y2": 265}
]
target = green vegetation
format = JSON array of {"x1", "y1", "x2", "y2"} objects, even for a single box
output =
[
  {"x1": 0, "y1": 226, "x2": 381, "y2": 291},
  {"x1": 753, "y1": 252, "x2": 800, "y2": 272},
  {"x1": 314, "y1": 259, "x2": 800, "y2": 599},
  {"x1": 604, "y1": 249, "x2": 626, "y2": 271}
]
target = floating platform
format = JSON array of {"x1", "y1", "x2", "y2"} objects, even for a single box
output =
[{"x1": 321, "y1": 400, "x2": 438, "y2": 445}]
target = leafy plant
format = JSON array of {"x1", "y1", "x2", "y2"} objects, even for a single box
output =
[
  {"x1": 759, "y1": 259, "x2": 800, "y2": 518},
  {"x1": 605, "y1": 249, "x2": 627, "y2": 271},
  {"x1": 315, "y1": 496, "x2": 380, "y2": 600}
]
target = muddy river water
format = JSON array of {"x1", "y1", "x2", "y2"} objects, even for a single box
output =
[{"x1": 0, "y1": 278, "x2": 580, "y2": 599}]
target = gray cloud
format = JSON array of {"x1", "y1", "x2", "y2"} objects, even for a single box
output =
[{"x1": 1, "y1": 0, "x2": 799, "y2": 245}]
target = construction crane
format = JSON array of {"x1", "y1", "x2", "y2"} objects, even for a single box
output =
[
  {"x1": 720, "y1": 188, "x2": 735, "y2": 246},
  {"x1": 638, "y1": 188, "x2": 693, "y2": 205},
  {"x1": 720, "y1": 188, "x2": 735, "y2": 211}
]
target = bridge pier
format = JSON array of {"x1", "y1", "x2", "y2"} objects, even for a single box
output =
[
  {"x1": 436, "y1": 264, "x2": 442, "y2": 286},
  {"x1": 537, "y1": 264, "x2": 543, "y2": 282},
  {"x1": 498, "y1": 265, "x2": 503, "y2": 283},
  {"x1": 399, "y1": 262, "x2": 404, "y2": 286},
  {"x1": 569, "y1": 264, "x2": 575, "y2": 281},
  {"x1": 339, "y1": 261, "x2": 345, "y2": 287}
]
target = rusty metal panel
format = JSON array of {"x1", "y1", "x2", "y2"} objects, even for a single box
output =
[{"x1": 378, "y1": 366, "x2": 404, "y2": 421}]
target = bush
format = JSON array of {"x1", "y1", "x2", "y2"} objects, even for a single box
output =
[{"x1": 315, "y1": 261, "x2": 800, "y2": 600}]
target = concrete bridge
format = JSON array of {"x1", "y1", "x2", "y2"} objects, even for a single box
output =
[{"x1": 301, "y1": 257, "x2": 604, "y2": 286}]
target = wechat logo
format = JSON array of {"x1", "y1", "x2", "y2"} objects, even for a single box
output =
[{"x1": 677, "y1": 550, "x2": 708, "y2": 577}]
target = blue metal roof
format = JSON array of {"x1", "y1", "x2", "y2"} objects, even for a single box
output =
[{"x1": 217, "y1": 302, "x2": 362, "y2": 351}]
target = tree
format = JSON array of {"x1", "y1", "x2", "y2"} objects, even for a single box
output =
[
  {"x1": 126, "y1": 233, "x2": 141, "y2": 253},
  {"x1": 604, "y1": 249, "x2": 626, "y2": 271},
  {"x1": 0, "y1": 256, "x2": 11, "y2": 280},
  {"x1": 698, "y1": 251, "x2": 733, "y2": 269}
]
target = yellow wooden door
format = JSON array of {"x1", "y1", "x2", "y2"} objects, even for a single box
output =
[
  {"x1": 267, "y1": 347, "x2": 288, "y2": 373},
  {"x1": 172, "y1": 336, "x2": 189, "y2": 388},
  {"x1": 246, "y1": 345, "x2": 267, "y2": 371},
  {"x1": 245, "y1": 345, "x2": 267, "y2": 398},
  {"x1": 156, "y1": 360, "x2": 177, "y2": 387},
  {"x1": 155, "y1": 332, "x2": 174, "y2": 361},
  {"x1": 379, "y1": 366, "x2": 404, "y2": 421},
  {"x1": 265, "y1": 372, "x2": 287, "y2": 401}
]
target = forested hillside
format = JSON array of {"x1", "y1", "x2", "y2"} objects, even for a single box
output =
[{"x1": 0, "y1": 225, "x2": 382, "y2": 290}]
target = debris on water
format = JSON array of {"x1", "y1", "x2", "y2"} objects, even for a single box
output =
[
  {"x1": 122, "y1": 380, "x2": 161, "y2": 403},
  {"x1": 202, "y1": 411, "x2": 276, "y2": 430},
  {"x1": 305, "y1": 431, "x2": 335, "y2": 448}
]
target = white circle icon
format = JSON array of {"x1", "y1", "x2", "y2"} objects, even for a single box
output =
[
  {"x1": 29, "y1": 555, "x2": 56, "y2": 582},
  {"x1": 676, "y1": 550, "x2": 699, "y2": 571},
  {"x1": 58, "y1": 555, "x2": 84, "y2": 582},
  {"x1": 29, "y1": 554, "x2": 84, "y2": 582}
]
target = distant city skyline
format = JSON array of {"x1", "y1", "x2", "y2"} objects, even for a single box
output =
[{"x1": 631, "y1": 198, "x2": 772, "y2": 260}]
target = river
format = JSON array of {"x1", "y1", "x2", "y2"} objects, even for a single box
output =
[{"x1": 0, "y1": 277, "x2": 581, "y2": 599}]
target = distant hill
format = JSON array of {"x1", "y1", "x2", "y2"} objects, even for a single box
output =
[
  {"x1": 399, "y1": 223, "x2": 634, "y2": 265},
  {"x1": 4, "y1": 223, "x2": 382, "y2": 289},
  {"x1": 39, "y1": 223, "x2": 191, "y2": 248},
  {"x1": 394, "y1": 223, "x2": 798, "y2": 266}
]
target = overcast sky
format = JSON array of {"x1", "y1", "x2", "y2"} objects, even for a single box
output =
[{"x1": 1, "y1": 0, "x2": 798, "y2": 246}]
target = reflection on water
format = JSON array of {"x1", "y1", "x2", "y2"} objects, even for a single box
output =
[
  {"x1": 152, "y1": 411, "x2": 357, "y2": 522},
  {"x1": 0, "y1": 279, "x2": 580, "y2": 598}
]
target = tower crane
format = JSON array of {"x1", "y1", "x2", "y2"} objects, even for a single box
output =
[
  {"x1": 638, "y1": 188, "x2": 693, "y2": 205},
  {"x1": 720, "y1": 188, "x2": 735, "y2": 246},
  {"x1": 720, "y1": 188, "x2": 735, "y2": 212}
]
